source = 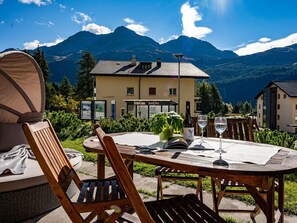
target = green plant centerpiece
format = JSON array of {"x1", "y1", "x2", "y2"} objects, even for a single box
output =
[{"x1": 150, "y1": 111, "x2": 184, "y2": 141}]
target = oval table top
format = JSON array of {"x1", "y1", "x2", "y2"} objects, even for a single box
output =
[{"x1": 83, "y1": 133, "x2": 297, "y2": 179}]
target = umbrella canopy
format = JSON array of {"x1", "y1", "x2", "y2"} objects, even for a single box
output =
[{"x1": 0, "y1": 50, "x2": 45, "y2": 123}]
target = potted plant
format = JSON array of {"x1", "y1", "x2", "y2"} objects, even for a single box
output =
[{"x1": 150, "y1": 111, "x2": 184, "y2": 141}]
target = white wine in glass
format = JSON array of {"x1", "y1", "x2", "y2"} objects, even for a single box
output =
[
  {"x1": 198, "y1": 115, "x2": 207, "y2": 144},
  {"x1": 214, "y1": 117, "x2": 228, "y2": 166}
]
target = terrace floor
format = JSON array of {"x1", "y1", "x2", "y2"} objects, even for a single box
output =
[{"x1": 25, "y1": 161, "x2": 297, "y2": 223}]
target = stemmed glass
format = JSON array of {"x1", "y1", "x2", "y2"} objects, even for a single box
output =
[
  {"x1": 214, "y1": 117, "x2": 228, "y2": 166},
  {"x1": 198, "y1": 115, "x2": 207, "y2": 144}
]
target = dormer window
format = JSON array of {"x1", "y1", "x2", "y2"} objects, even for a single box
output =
[{"x1": 140, "y1": 62, "x2": 152, "y2": 70}]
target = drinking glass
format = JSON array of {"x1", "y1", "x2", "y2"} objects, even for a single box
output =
[
  {"x1": 198, "y1": 115, "x2": 207, "y2": 144},
  {"x1": 214, "y1": 117, "x2": 228, "y2": 165}
]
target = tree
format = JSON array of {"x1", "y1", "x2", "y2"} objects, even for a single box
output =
[
  {"x1": 31, "y1": 46, "x2": 51, "y2": 109},
  {"x1": 209, "y1": 83, "x2": 223, "y2": 114},
  {"x1": 32, "y1": 46, "x2": 50, "y2": 82},
  {"x1": 243, "y1": 101, "x2": 252, "y2": 114},
  {"x1": 60, "y1": 76, "x2": 74, "y2": 98},
  {"x1": 198, "y1": 80, "x2": 211, "y2": 114},
  {"x1": 75, "y1": 51, "x2": 96, "y2": 99}
]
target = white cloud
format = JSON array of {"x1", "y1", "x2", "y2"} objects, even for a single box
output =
[
  {"x1": 23, "y1": 36, "x2": 64, "y2": 50},
  {"x1": 181, "y1": 2, "x2": 212, "y2": 39},
  {"x1": 59, "y1": 4, "x2": 66, "y2": 9},
  {"x1": 123, "y1": 17, "x2": 149, "y2": 36},
  {"x1": 82, "y1": 23, "x2": 112, "y2": 35},
  {"x1": 235, "y1": 33, "x2": 297, "y2": 56},
  {"x1": 71, "y1": 12, "x2": 91, "y2": 24},
  {"x1": 0, "y1": 21, "x2": 4, "y2": 24},
  {"x1": 0, "y1": 0, "x2": 4, "y2": 5},
  {"x1": 123, "y1": 18, "x2": 135, "y2": 24},
  {"x1": 18, "y1": 0, "x2": 52, "y2": 6},
  {"x1": 159, "y1": 35, "x2": 179, "y2": 44}
]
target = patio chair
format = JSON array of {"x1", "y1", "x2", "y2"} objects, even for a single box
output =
[
  {"x1": 155, "y1": 116, "x2": 203, "y2": 201},
  {"x1": 211, "y1": 118, "x2": 263, "y2": 218},
  {"x1": 22, "y1": 119, "x2": 130, "y2": 223},
  {"x1": 95, "y1": 126, "x2": 227, "y2": 223}
]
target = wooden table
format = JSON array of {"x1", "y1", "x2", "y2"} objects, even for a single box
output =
[{"x1": 83, "y1": 134, "x2": 297, "y2": 223}]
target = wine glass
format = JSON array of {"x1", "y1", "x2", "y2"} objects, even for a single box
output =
[
  {"x1": 214, "y1": 117, "x2": 228, "y2": 166},
  {"x1": 198, "y1": 115, "x2": 207, "y2": 144}
]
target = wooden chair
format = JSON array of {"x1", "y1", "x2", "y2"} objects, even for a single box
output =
[
  {"x1": 22, "y1": 119, "x2": 130, "y2": 223},
  {"x1": 95, "y1": 126, "x2": 227, "y2": 223},
  {"x1": 155, "y1": 116, "x2": 203, "y2": 201},
  {"x1": 211, "y1": 118, "x2": 263, "y2": 218}
]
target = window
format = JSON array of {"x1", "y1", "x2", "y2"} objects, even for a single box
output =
[
  {"x1": 277, "y1": 125, "x2": 280, "y2": 130},
  {"x1": 169, "y1": 88, "x2": 176, "y2": 96},
  {"x1": 296, "y1": 104, "x2": 297, "y2": 110},
  {"x1": 283, "y1": 94, "x2": 287, "y2": 99},
  {"x1": 127, "y1": 87, "x2": 134, "y2": 95},
  {"x1": 277, "y1": 115, "x2": 280, "y2": 120},
  {"x1": 277, "y1": 104, "x2": 280, "y2": 109},
  {"x1": 258, "y1": 104, "x2": 261, "y2": 109},
  {"x1": 258, "y1": 113, "x2": 261, "y2": 118},
  {"x1": 277, "y1": 94, "x2": 280, "y2": 99},
  {"x1": 149, "y1": 87, "x2": 156, "y2": 95}
]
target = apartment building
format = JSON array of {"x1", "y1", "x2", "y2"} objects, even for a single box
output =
[
  {"x1": 255, "y1": 80, "x2": 297, "y2": 133},
  {"x1": 90, "y1": 57, "x2": 209, "y2": 119}
]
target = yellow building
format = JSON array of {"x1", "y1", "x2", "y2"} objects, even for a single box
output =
[
  {"x1": 255, "y1": 81, "x2": 297, "y2": 133},
  {"x1": 90, "y1": 57, "x2": 209, "y2": 119}
]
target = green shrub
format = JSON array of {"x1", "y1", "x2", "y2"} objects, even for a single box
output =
[
  {"x1": 99, "y1": 113, "x2": 151, "y2": 133},
  {"x1": 254, "y1": 128, "x2": 297, "y2": 149},
  {"x1": 45, "y1": 110, "x2": 92, "y2": 140}
]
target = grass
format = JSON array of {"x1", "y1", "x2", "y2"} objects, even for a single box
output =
[{"x1": 62, "y1": 137, "x2": 297, "y2": 216}]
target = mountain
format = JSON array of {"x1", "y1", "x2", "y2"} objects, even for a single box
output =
[
  {"x1": 40, "y1": 26, "x2": 237, "y2": 83},
  {"x1": 37, "y1": 26, "x2": 297, "y2": 105},
  {"x1": 161, "y1": 35, "x2": 237, "y2": 60},
  {"x1": 202, "y1": 44, "x2": 297, "y2": 104}
]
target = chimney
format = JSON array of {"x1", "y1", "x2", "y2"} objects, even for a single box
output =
[
  {"x1": 131, "y1": 55, "x2": 137, "y2": 65},
  {"x1": 157, "y1": 58, "x2": 161, "y2": 67}
]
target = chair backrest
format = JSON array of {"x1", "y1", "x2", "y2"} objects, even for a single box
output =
[
  {"x1": 198, "y1": 117, "x2": 254, "y2": 141},
  {"x1": 226, "y1": 118, "x2": 254, "y2": 142},
  {"x1": 95, "y1": 127, "x2": 154, "y2": 223},
  {"x1": 22, "y1": 120, "x2": 83, "y2": 221}
]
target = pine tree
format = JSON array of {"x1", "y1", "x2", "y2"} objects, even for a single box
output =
[
  {"x1": 198, "y1": 80, "x2": 211, "y2": 114},
  {"x1": 209, "y1": 83, "x2": 223, "y2": 114},
  {"x1": 60, "y1": 76, "x2": 74, "y2": 98},
  {"x1": 31, "y1": 46, "x2": 51, "y2": 109},
  {"x1": 75, "y1": 51, "x2": 96, "y2": 99},
  {"x1": 32, "y1": 46, "x2": 50, "y2": 82}
]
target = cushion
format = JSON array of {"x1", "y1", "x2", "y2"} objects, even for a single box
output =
[
  {"x1": 0, "y1": 123, "x2": 27, "y2": 152},
  {"x1": 0, "y1": 155, "x2": 82, "y2": 193}
]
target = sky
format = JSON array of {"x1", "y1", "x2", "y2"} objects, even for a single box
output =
[{"x1": 1, "y1": 0, "x2": 297, "y2": 56}]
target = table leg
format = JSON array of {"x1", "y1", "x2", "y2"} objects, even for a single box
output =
[
  {"x1": 277, "y1": 177, "x2": 284, "y2": 223},
  {"x1": 266, "y1": 179, "x2": 275, "y2": 223},
  {"x1": 97, "y1": 154, "x2": 105, "y2": 179}
]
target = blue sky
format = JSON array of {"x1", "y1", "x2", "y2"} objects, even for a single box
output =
[{"x1": 1, "y1": 0, "x2": 297, "y2": 56}]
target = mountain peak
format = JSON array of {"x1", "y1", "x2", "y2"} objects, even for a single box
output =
[{"x1": 114, "y1": 26, "x2": 135, "y2": 35}]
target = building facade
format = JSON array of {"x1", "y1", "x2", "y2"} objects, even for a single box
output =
[
  {"x1": 255, "y1": 81, "x2": 297, "y2": 133},
  {"x1": 90, "y1": 57, "x2": 209, "y2": 119}
]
